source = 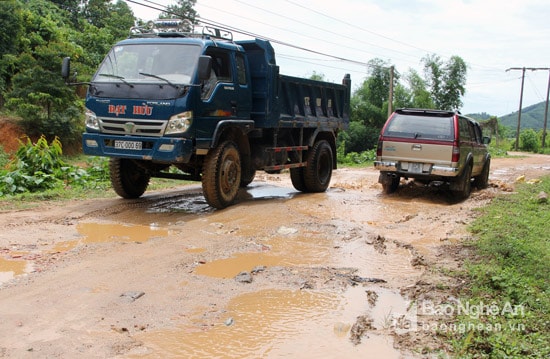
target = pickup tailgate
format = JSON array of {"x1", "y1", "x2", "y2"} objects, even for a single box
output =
[{"x1": 380, "y1": 139, "x2": 453, "y2": 173}]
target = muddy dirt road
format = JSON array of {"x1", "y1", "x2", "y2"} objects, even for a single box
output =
[{"x1": 0, "y1": 153, "x2": 548, "y2": 358}]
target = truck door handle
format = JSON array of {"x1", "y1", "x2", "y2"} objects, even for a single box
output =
[{"x1": 412, "y1": 144, "x2": 422, "y2": 150}]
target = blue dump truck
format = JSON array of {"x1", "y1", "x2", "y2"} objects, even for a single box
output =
[{"x1": 62, "y1": 20, "x2": 351, "y2": 208}]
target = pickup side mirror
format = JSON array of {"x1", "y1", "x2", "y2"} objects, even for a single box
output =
[
  {"x1": 483, "y1": 136, "x2": 491, "y2": 145},
  {"x1": 198, "y1": 55, "x2": 212, "y2": 81},
  {"x1": 61, "y1": 57, "x2": 71, "y2": 80}
]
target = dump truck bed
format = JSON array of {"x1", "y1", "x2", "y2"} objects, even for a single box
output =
[{"x1": 238, "y1": 39, "x2": 350, "y2": 130}]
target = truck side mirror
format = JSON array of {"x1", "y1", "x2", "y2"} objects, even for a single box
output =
[
  {"x1": 198, "y1": 55, "x2": 212, "y2": 81},
  {"x1": 61, "y1": 57, "x2": 71, "y2": 80},
  {"x1": 483, "y1": 136, "x2": 491, "y2": 145}
]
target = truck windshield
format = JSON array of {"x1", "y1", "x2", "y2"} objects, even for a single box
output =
[{"x1": 94, "y1": 44, "x2": 201, "y2": 85}]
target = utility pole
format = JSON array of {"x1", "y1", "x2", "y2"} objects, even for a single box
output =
[
  {"x1": 543, "y1": 70, "x2": 550, "y2": 148},
  {"x1": 506, "y1": 67, "x2": 550, "y2": 150}
]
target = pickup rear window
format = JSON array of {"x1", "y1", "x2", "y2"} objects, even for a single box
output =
[{"x1": 383, "y1": 114, "x2": 454, "y2": 141}]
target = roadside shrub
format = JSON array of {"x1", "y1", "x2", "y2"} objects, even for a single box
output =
[
  {"x1": 0, "y1": 136, "x2": 89, "y2": 196},
  {"x1": 339, "y1": 149, "x2": 377, "y2": 166},
  {"x1": 520, "y1": 128, "x2": 540, "y2": 152},
  {"x1": 0, "y1": 145, "x2": 9, "y2": 168}
]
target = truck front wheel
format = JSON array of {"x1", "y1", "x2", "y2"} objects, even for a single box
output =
[
  {"x1": 202, "y1": 141, "x2": 242, "y2": 209},
  {"x1": 303, "y1": 140, "x2": 333, "y2": 192},
  {"x1": 109, "y1": 158, "x2": 150, "y2": 199}
]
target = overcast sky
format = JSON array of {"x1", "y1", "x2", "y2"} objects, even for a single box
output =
[{"x1": 127, "y1": 0, "x2": 550, "y2": 117}]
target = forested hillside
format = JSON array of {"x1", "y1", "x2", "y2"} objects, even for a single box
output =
[
  {"x1": 469, "y1": 101, "x2": 548, "y2": 131},
  {"x1": 499, "y1": 101, "x2": 548, "y2": 130}
]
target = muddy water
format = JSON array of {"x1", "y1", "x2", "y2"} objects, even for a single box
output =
[
  {"x1": 0, "y1": 257, "x2": 29, "y2": 285},
  {"x1": 77, "y1": 222, "x2": 169, "y2": 244},
  {"x1": 122, "y1": 181, "x2": 422, "y2": 358},
  {"x1": 136, "y1": 287, "x2": 401, "y2": 358}
]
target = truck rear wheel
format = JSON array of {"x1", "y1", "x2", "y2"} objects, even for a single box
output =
[
  {"x1": 202, "y1": 141, "x2": 241, "y2": 209},
  {"x1": 303, "y1": 140, "x2": 333, "y2": 192},
  {"x1": 109, "y1": 158, "x2": 150, "y2": 199},
  {"x1": 290, "y1": 167, "x2": 307, "y2": 192}
]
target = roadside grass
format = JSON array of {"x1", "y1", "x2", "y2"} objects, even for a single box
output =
[{"x1": 451, "y1": 176, "x2": 550, "y2": 358}]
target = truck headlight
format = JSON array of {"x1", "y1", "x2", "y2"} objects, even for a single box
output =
[
  {"x1": 165, "y1": 111, "x2": 192, "y2": 134},
  {"x1": 85, "y1": 108, "x2": 99, "y2": 130}
]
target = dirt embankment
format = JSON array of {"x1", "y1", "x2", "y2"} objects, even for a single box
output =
[
  {"x1": 0, "y1": 117, "x2": 26, "y2": 154},
  {"x1": 0, "y1": 153, "x2": 548, "y2": 358}
]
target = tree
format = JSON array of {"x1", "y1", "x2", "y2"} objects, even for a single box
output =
[
  {"x1": 4, "y1": 1, "x2": 83, "y2": 143},
  {"x1": 405, "y1": 69, "x2": 434, "y2": 109},
  {"x1": 422, "y1": 54, "x2": 467, "y2": 110},
  {"x1": 161, "y1": 0, "x2": 198, "y2": 29},
  {"x1": 0, "y1": 0, "x2": 24, "y2": 106}
]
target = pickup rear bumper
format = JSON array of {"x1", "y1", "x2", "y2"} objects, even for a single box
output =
[
  {"x1": 82, "y1": 133, "x2": 194, "y2": 163},
  {"x1": 374, "y1": 161, "x2": 459, "y2": 177}
]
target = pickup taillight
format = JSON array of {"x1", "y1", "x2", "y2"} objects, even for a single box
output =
[
  {"x1": 452, "y1": 141, "x2": 460, "y2": 162},
  {"x1": 376, "y1": 138, "x2": 383, "y2": 157}
]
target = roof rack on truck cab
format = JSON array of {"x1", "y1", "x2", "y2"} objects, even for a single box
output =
[{"x1": 129, "y1": 19, "x2": 233, "y2": 41}]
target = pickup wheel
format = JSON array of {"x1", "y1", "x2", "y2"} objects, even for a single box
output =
[
  {"x1": 109, "y1": 158, "x2": 150, "y2": 199},
  {"x1": 381, "y1": 173, "x2": 400, "y2": 194},
  {"x1": 474, "y1": 158, "x2": 490, "y2": 189},
  {"x1": 452, "y1": 162, "x2": 473, "y2": 200},
  {"x1": 202, "y1": 141, "x2": 241, "y2": 209},
  {"x1": 303, "y1": 140, "x2": 333, "y2": 192}
]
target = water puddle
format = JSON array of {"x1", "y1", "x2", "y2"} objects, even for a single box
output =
[
  {"x1": 146, "y1": 193, "x2": 212, "y2": 214},
  {"x1": 241, "y1": 183, "x2": 297, "y2": 201},
  {"x1": 77, "y1": 222, "x2": 169, "y2": 244},
  {"x1": 195, "y1": 234, "x2": 333, "y2": 278},
  {"x1": 49, "y1": 240, "x2": 79, "y2": 253},
  {"x1": 134, "y1": 288, "x2": 401, "y2": 358},
  {"x1": 0, "y1": 257, "x2": 31, "y2": 286},
  {"x1": 337, "y1": 237, "x2": 421, "y2": 284}
]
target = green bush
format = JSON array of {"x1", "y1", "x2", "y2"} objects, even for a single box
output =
[
  {"x1": 520, "y1": 129, "x2": 540, "y2": 152},
  {"x1": 0, "y1": 136, "x2": 90, "y2": 196},
  {"x1": 0, "y1": 145, "x2": 9, "y2": 168}
]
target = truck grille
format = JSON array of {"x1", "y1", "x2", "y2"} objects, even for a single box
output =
[{"x1": 99, "y1": 117, "x2": 167, "y2": 137}]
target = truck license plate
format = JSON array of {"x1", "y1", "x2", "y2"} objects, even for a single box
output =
[
  {"x1": 410, "y1": 162, "x2": 423, "y2": 173},
  {"x1": 114, "y1": 140, "x2": 142, "y2": 150}
]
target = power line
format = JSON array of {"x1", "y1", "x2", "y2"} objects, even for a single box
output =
[
  {"x1": 233, "y1": 0, "x2": 421, "y2": 63},
  {"x1": 126, "y1": 0, "x2": 370, "y2": 68}
]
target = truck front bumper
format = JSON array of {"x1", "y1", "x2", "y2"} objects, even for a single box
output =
[{"x1": 82, "y1": 133, "x2": 194, "y2": 163}]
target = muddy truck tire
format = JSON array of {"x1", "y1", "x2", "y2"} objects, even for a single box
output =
[
  {"x1": 303, "y1": 140, "x2": 333, "y2": 192},
  {"x1": 109, "y1": 158, "x2": 150, "y2": 199},
  {"x1": 202, "y1": 141, "x2": 242, "y2": 209}
]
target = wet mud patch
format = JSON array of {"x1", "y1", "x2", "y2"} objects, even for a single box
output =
[
  {"x1": 77, "y1": 222, "x2": 169, "y2": 244},
  {"x1": 0, "y1": 257, "x2": 30, "y2": 286}
]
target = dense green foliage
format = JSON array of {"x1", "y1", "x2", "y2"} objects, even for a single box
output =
[
  {"x1": 452, "y1": 177, "x2": 550, "y2": 358},
  {"x1": 0, "y1": 136, "x2": 99, "y2": 195},
  {"x1": 344, "y1": 55, "x2": 468, "y2": 153}
]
